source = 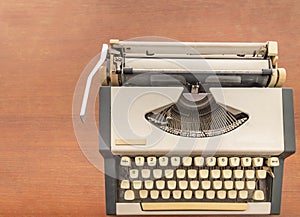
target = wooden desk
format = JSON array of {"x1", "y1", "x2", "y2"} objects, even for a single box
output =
[{"x1": 0, "y1": 1, "x2": 299, "y2": 216}]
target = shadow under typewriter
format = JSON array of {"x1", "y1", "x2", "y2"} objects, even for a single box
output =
[{"x1": 146, "y1": 93, "x2": 249, "y2": 138}]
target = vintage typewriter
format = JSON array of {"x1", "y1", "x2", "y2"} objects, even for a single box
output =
[{"x1": 80, "y1": 40, "x2": 295, "y2": 215}]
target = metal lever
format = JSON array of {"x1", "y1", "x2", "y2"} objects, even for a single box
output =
[{"x1": 80, "y1": 44, "x2": 108, "y2": 122}]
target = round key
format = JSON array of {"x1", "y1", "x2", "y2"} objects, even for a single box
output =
[
  {"x1": 206, "y1": 190, "x2": 215, "y2": 199},
  {"x1": 194, "y1": 157, "x2": 204, "y2": 167},
  {"x1": 267, "y1": 157, "x2": 280, "y2": 167},
  {"x1": 182, "y1": 157, "x2": 192, "y2": 166},
  {"x1": 179, "y1": 180, "x2": 188, "y2": 190},
  {"x1": 144, "y1": 180, "x2": 154, "y2": 189},
  {"x1": 150, "y1": 190, "x2": 159, "y2": 199},
  {"x1": 167, "y1": 180, "x2": 176, "y2": 190},
  {"x1": 201, "y1": 180, "x2": 211, "y2": 190},
  {"x1": 184, "y1": 190, "x2": 193, "y2": 199},
  {"x1": 153, "y1": 169, "x2": 162, "y2": 179},
  {"x1": 120, "y1": 180, "x2": 130, "y2": 189},
  {"x1": 133, "y1": 180, "x2": 142, "y2": 189},
  {"x1": 234, "y1": 170, "x2": 244, "y2": 179},
  {"x1": 124, "y1": 190, "x2": 135, "y2": 200},
  {"x1": 246, "y1": 180, "x2": 256, "y2": 190},
  {"x1": 229, "y1": 157, "x2": 240, "y2": 167},
  {"x1": 130, "y1": 169, "x2": 139, "y2": 179},
  {"x1": 211, "y1": 169, "x2": 221, "y2": 179},
  {"x1": 228, "y1": 190, "x2": 237, "y2": 199},
  {"x1": 135, "y1": 156, "x2": 144, "y2": 166},
  {"x1": 222, "y1": 169, "x2": 232, "y2": 179},
  {"x1": 164, "y1": 169, "x2": 174, "y2": 179},
  {"x1": 141, "y1": 169, "x2": 150, "y2": 179},
  {"x1": 147, "y1": 157, "x2": 157, "y2": 166},
  {"x1": 161, "y1": 190, "x2": 170, "y2": 199},
  {"x1": 173, "y1": 190, "x2": 182, "y2": 199},
  {"x1": 176, "y1": 169, "x2": 186, "y2": 179},
  {"x1": 171, "y1": 157, "x2": 180, "y2": 167},
  {"x1": 139, "y1": 190, "x2": 148, "y2": 199},
  {"x1": 256, "y1": 170, "x2": 267, "y2": 179},
  {"x1": 213, "y1": 180, "x2": 222, "y2": 190},
  {"x1": 245, "y1": 170, "x2": 255, "y2": 179},
  {"x1": 239, "y1": 190, "x2": 248, "y2": 199},
  {"x1": 199, "y1": 169, "x2": 209, "y2": 179},
  {"x1": 235, "y1": 181, "x2": 245, "y2": 190},
  {"x1": 190, "y1": 180, "x2": 199, "y2": 190},
  {"x1": 188, "y1": 169, "x2": 197, "y2": 179},
  {"x1": 206, "y1": 157, "x2": 216, "y2": 167},
  {"x1": 224, "y1": 180, "x2": 234, "y2": 190},
  {"x1": 159, "y1": 156, "x2": 168, "y2": 166},
  {"x1": 156, "y1": 180, "x2": 165, "y2": 190},
  {"x1": 241, "y1": 157, "x2": 252, "y2": 167},
  {"x1": 252, "y1": 157, "x2": 263, "y2": 167},
  {"x1": 120, "y1": 156, "x2": 131, "y2": 167},
  {"x1": 217, "y1": 190, "x2": 226, "y2": 199},
  {"x1": 217, "y1": 157, "x2": 228, "y2": 167},
  {"x1": 253, "y1": 190, "x2": 265, "y2": 201},
  {"x1": 195, "y1": 190, "x2": 204, "y2": 199}
]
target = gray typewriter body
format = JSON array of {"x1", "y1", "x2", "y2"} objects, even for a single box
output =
[{"x1": 80, "y1": 40, "x2": 295, "y2": 215}]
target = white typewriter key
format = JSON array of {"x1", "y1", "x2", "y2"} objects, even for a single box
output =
[
  {"x1": 188, "y1": 169, "x2": 197, "y2": 179},
  {"x1": 153, "y1": 169, "x2": 162, "y2": 179},
  {"x1": 245, "y1": 170, "x2": 255, "y2": 179},
  {"x1": 147, "y1": 157, "x2": 157, "y2": 166},
  {"x1": 179, "y1": 180, "x2": 188, "y2": 190},
  {"x1": 156, "y1": 180, "x2": 165, "y2": 190},
  {"x1": 182, "y1": 157, "x2": 192, "y2": 166},
  {"x1": 228, "y1": 190, "x2": 237, "y2": 199},
  {"x1": 184, "y1": 190, "x2": 193, "y2": 199},
  {"x1": 206, "y1": 190, "x2": 215, "y2": 199},
  {"x1": 217, "y1": 157, "x2": 228, "y2": 167},
  {"x1": 224, "y1": 180, "x2": 234, "y2": 190},
  {"x1": 190, "y1": 180, "x2": 199, "y2": 190},
  {"x1": 252, "y1": 157, "x2": 263, "y2": 167},
  {"x1": 167, "y1": 180, "x2": 177, "y2": 190},
  {"x1": 120, "y1": 180, "x2": 130, "y2": 189},
  {"x1": 139, "y1": 190, "x2": 148, "y2": 199},
  {"x1": 150, "y1": 190, "x2": 159, "y2": 199},
  {"x1": 124, "y1": 190, "x2": 135, "y2": 200},
  {"x1": 222, "y1": 169, "x2": 232, "y2": 179},
  {"x1": 164, "y1": 169, "x2": 174, "y2": 179},
  {"x1": 195, "y1": 190, "x2": 204, "y2": 199},
  {"x1": 158, "y1": 156, "x2": 168, "y2": 166},
  {"x1": 235, "y1": 181, "x2": 245, "y2": 190},
  {"x1": 229, "y1": 157, "x2": 240, "y2": 167},
  {"x1": 201, "y1": 180, "x2": 211, "y2": 190},
  {"x1": 144, "y1": 180, "x2": 154, "y2": 189},
  {"x1": 133, "y1": 180, "x2": 142, "y2": 189},
  {"x1": 130, "y1": 169, "x2": 139, "y2": 179},
  {"x1": 211, "y1": 169, "x2": 221, "y2": 179},
  {"x1": 171, "y1": 157, "x2": 180, "y2": 167},
  {"x1": 172, "y1": 190, "x2": 182, "y2": 199},
  {"x1": 199, "y1": 169, "x2": 209, "y2": 179},
  {"x1": 135, "y1": 156, "x2": 144, "y2": 166},
  {"x1": 161, "y1": 190, "x2": 170, "y2": 199},
  {"x1": 194, "y1": 156, "x2": 204, "y2": 167},
  {"x1": 253, "y1": 190, "x2": 265, "y2": 201},
  {"x1": 246, "y1": 181, "x2": 256, "y2": 190},
  {"x1": 239, "y1": 190, "x2": 248, "y2": 199},
  {"x1": 267, "y1": 157, "x2": 280, "y2": 167},
  {"x1": 120, "y1": 156, "x2": 131, "y2": 167},
  {"x1": 233, "y1": 169, "x2": 244, "y2": 179},
  {"x1": 213, "y1": 180, "x2": 222, "y2": 190},
  {"x1": 256, "y1": 170, "x2": 267, "y2": 179},
  {"x1": 217, "y1": 190, "x2": 226, "y2": 199},
  {"x1": 141, "y1": 169, "x2": 150, "y2": 179},
  {"x1": 206, "y1": 157, "x2": 216, "y2": 167},
  {"x1": 241, "y1": 157, "x2": 252, "y2": 167},
  {"x1": 176, "y1": 169, "x2": 186, "y2": 179}
]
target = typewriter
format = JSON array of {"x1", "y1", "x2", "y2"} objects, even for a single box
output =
[{"x1": 80, "y1": 40, "x2": 295, "y2": 215}]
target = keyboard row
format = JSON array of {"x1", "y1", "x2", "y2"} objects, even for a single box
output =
[
  {"x1": 120, "y1": 156, "x2": 280, "y2": 168},
  {"x1": 125, "y1": 168, "x2": 267, "y2": 180},
  {"x1": 123, "y1": 189, "x2": 265, "y2": 201}
]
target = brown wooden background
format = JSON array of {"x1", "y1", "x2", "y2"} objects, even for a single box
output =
[{"x1": 1, "y1": 0, "x2": 299, "y2": 216}]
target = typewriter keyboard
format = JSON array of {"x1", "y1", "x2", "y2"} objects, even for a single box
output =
[{"x1": 118, "y1": 156, "x2": 279, "y2": 210}]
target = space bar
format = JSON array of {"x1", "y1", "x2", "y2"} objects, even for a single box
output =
[{"x1": 141, "y1": 202, "x2": 248, "y2": 211}]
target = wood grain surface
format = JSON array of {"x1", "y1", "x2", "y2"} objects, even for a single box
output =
[{"x1": 0, "y1": 0, "x2": 299, "y2": 216}]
